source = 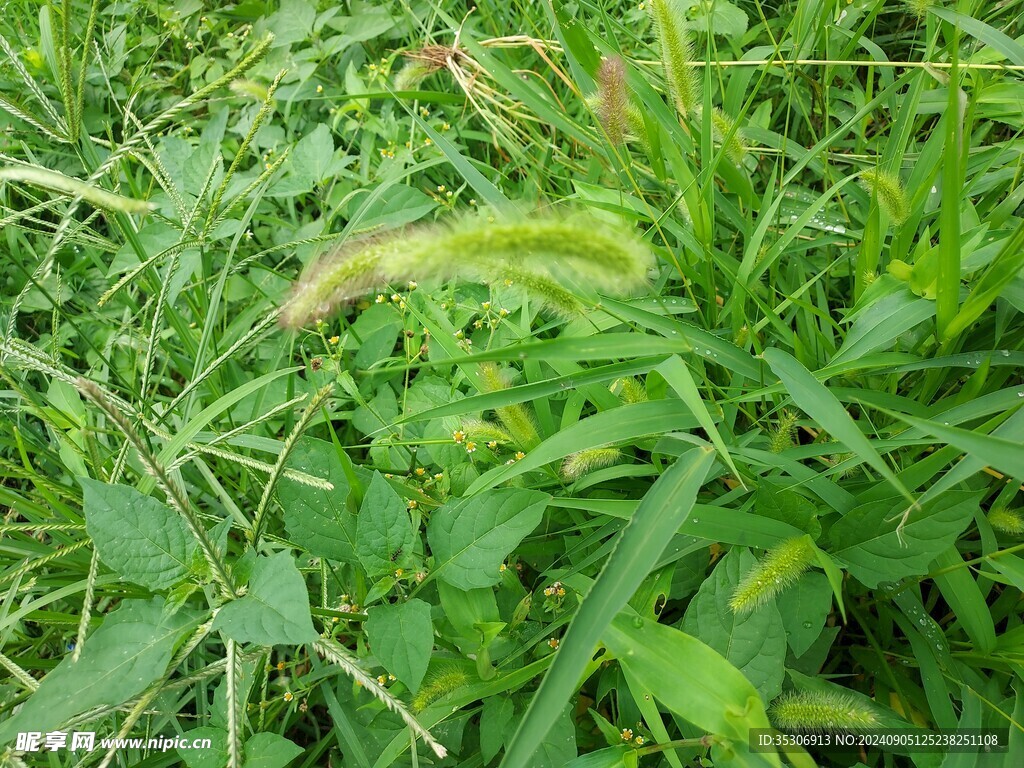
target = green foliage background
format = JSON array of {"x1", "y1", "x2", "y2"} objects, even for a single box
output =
[{"x1": 1, "y1": 0, "x2": 1023, "y2": 767}]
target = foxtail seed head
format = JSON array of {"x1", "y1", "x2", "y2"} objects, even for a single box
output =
[
  {"x1": 859, "y1": 168, "x2": 910, "y2": 226},
  {"x1": 768, "y1": 409, "x2": 798, "y2": 454},
  {"x1": 649, "y1": 0, "x2": 700, "y2": 118},
  {"x1": 711, "y1": 107, "x2": 746, "y2": 164},
  {"x1": 594, "y1": 57, "x2": 632, "y2": 144},
  {"x1": 729, "y1": 536, "x2": 816, "y2": 613},
  {"x1": 561, "y1": 448, "x2": 622, "y2": 481},
  {"x1": 280, "y1": 214, "x2": 653, "y2": 329},
  {"x1": 770, "y1": 691, "x2": 878, "y2": 733},
  {"x1": 411, "y1": 663, "x2": 470, "y2": 713},
  {"x1": 988, "y1": 507, "x2": 1023, "y2": 535}
]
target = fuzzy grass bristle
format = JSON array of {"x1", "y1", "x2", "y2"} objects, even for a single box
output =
[
  {"x1": 770, "y1": 690, "x2": 879, "y2": 732},
  {"x1": 280, "y1": 213, "x2": 654, "y2": 329},
  {"x1": 859, "y1": 168, "x2": 911, "y2": 226},
  {"x1": 561, "y1": 448, "x2": 622, "y2": 481},
  {"x1": 729, "y1": 536, "x2": 816, "y2": 613},
  {"x1": 594, "y1": 57, "x2": 631, "y2": 144},
  {"x1": 649, "y1": 0, "x2": 700, "y2": 118},
  {"x1": 987, "y1": 507, "x2": 1023, "y2": 535}
]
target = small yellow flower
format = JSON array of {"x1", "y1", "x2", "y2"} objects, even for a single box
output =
[
  {"x1": 277, "y1": 661, "x2": 286, "y2": 671},
  {"x1": 283, "y1": 691, "x2": 294, "y2": 702},
  {"x1": 514, "y1": 451, "x2": 526, "y2": 461},
  {"x1": 469, "y1": 198, "x2": 477, "y2": 206},
  {"x1": 437, "y1": 185, "x2": 446, "y2": 193},
  {"x1": 408, "y1": 280, "x2": 418, "y2": 290},
  {"x1": 388, "y1": 674, "x2": 396, "y2": 681},
  {"x1": 328, "y1": 335, "x2": 339, "y2": 344},
  {"x1": 377, "y1": 674, "x2": 388, "y2": 685},
  {"x1": 414, "y1": 467, "x2": 426, "y2": 476},
  {"x1": 487, "y1": 441, "x2": 498, "y2": 450},
  {"x1": 548, "y1": 637, "x2": 559, "y2": 649},
  {"x1": 620, "y1": 728, "x2": 634, "y2": 742},
  {"x1": 407, "y1": 500, "x2": 418, "y2": 510},
  {"x1": 316, "y1": 84, "x2": 323, "y2": 93},
  {"x1": 481, "y1": 301, "x2": 491, "y2": 310},
  {"x1": 424, "y1": 138, "x2": 432, "y2": 145},
  {"x1": 465, "y1": 441, "x2": 477, "y2": 454},
  {"x1": 499, "y1": 308, "x2": 509, "y2": 317},
  {"x1": 474, "y1": 320, "x2": 483, "y2": 329},
  {"x1": 499, "y1": 563, "x2": 507, "y2": 572},
  {"x1": 434, "y1": 472, "x2": 444, "y2": 480},
  {"x1": 454, "y1": 329, "x2": 465, "y2": 339},
  {"x1": 376, "y1": 294, "x2": 386, "y2": 303},
  {"x1": 394, "y1": 568, "x2": 404, "y2": 577},
  {"x1": 442, "y1": 122, "x2": 451, "y2": 130},
  {"x1": 634, "y1": 736, "x2": 645, "y2": 745},
  {"x1": 390, "y1": 293, "x2": 401, "y2": 303},
  {"x1": 452, "y1": 429, "x2": 466, "y2": 443}
]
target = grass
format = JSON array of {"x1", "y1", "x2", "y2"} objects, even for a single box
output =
[{"x1": 1, "y1": 1, "x2": 1023, "y2": 767}]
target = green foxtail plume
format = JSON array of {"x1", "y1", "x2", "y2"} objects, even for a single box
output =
[
  {"x1": 729, "y1": 536, "x2": 816, "y2": 613},
  {"x1": 649, "y1": 0, "x2": 700, "y2": 118},
  {"x1": 770, "y1": 691, "x2": 878, "y2": 733},
  {"x1": 711, "y1": 107, "x2": 746, "y2": 163},
  {"x1": 612, "y1": 377, "x2": 648, "y2": 404},
  {"x1": 860, "y1": 168, "x2": 910, "y2": 226},
  {"x1": 768, "y1": 409, "x2": 798, "y2": 453},
  {"x1": 460, "y1": 418, "x2": 514, "y2": 445},
  {"x1": 281, "y1": 214, "x2": 653, "y2": 328},
  {"x1": 411, "y1": 663, "x2": 470, "y2": 713},
  {"x1": 593, "y1": 57, "x2": 631, "y2": 144},
  {"x1": 561, "y1": 448, "x2": 622, "y2": 481},
  {"x1": 478, "y1": 363, "x2": 541, "y2": 449},
  {"x1": 988, "y1": 507, "x2": 1023, "y2": 535}
]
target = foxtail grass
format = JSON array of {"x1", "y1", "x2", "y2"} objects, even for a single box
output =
[
  {"x1": 770, "y1": 691, "x2": 878, "y2": 732},
  {"x1": 280, "y1": 213, "x2": 654, "y2": 328}
]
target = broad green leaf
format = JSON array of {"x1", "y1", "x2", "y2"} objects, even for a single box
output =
[
  {"x1": 281, "y1": 438, "x2": 357, "y2": 564},
  {"x1": 754, "y1": 480, "x2": 821, "y2": 539},
  {"x1": 480, "y1": 695, "x2": 516, "y2": 764},
  {"x1": 81, "y1": 477, "x2": 195, "y2": 590},
  {"x1": 289, "y1": 125, "x2": 335, "y2": 187},
  {"x1": 775, "y1": 572, "x2": 833, "y2": 656},
  {"x1": 828, "y1": 491, "x2": 979, "y2": 587},
  {"x1": 603, "y1": 612, "x2": 776, "y2": 745},
  {"x1": 0, "y1": 598, "x2": 200, "y2": 741},
  {"x1": 178, "y1": 727, "x2": 227, "y2": 768},
  {"x1": 681, "y1": 549, "x2": 786, "y2": 702},
  {"x1": 679, "y1": 0, "x2": 748, "y2": 37},
  {"x1": 763, "y1": 348, "x2": 914, "y2": 506},
  {"x1": 428, "y1": 489, "x2": 549, "y2": 589},
  {"x1": 364, "y1": 599, "x2": 433, "y2": 693},
  {"x1": 212, "y1": 553, "x2": 317, "y2": 645},
  {"x1": 356, "y1": 472, "x2": 415, "y2": 577},
  {"x1": 501, "y1": 448, "x2": 715, "y2": 768},
  {"x1": 244, "y1": 733, "x2": 304, "y2": 768},
  {"x1": 531, "y1": 705, "x2": 578, "y2": 768}
]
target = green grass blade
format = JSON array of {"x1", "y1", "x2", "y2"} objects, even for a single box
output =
[
  {"x1": 762, "y1": 348, "x2": 915, "y2": 507},
  {"x1": 500, "y1": 447, "x2": 715, "y2": 768}
]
